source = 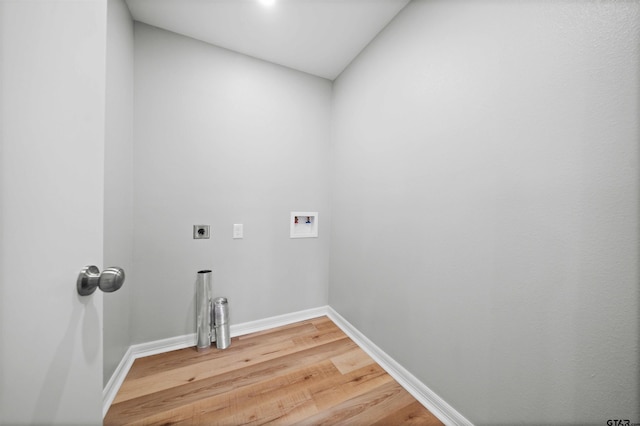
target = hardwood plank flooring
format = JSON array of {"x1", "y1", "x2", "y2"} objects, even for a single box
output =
[{"x1": 105, "y1": 316, "x2": 443, "y2": 425}]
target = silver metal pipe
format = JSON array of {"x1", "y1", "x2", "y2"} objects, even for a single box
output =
[
  {"x1": 196, "y1": 270, "x2": 212, "y2": 351},
  {"x1": 213, "y1": 297, "x2": 230, "y2": 349}
]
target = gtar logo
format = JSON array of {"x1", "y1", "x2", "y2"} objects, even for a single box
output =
[{"x1": 607, "y1": 420, "x2": 630, "y2": 426}]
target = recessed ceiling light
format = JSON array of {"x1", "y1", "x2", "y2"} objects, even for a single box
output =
[{"x1": 258, "y1": 0, "x2": 276, "y2": 7}]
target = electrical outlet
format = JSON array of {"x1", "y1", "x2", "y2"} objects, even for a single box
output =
[{"x1": 193, "y1": 225, "x2": 210, "y2": 239}]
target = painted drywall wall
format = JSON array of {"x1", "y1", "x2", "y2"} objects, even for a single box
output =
[
  {"x1": 330, "y1": 0, "x2": 640, "y2": 424},
  {"x1": 0, "y1": 1, "x2": 107, "y2": 424},
  {"x1": 132, "y1": 23, "x2": 331, "y2": 343},
  {"x1": 104, "y1": 0, "x2": 134, "y2": 383}
]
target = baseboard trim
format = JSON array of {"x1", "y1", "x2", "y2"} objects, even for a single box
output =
[
  {"x1": 103, "y1": 305, "x2": 470, "y2": 425},
  {"x1": 102, "y1": 345, "x2": 134, "y2": 418},
  {"x1": 326, "y1": 307, "x2": 472, "y2": 426},
  {"x1": 230, "y1": 306, "x2": 329, "y2": 337}
]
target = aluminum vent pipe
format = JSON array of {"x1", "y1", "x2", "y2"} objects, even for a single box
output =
[
  {"x1": 213, "y1": 297, "x2": 230, "y2": 350},
  {"x1": 196, "y1": 270, "x2": 212, "y2": 351}
]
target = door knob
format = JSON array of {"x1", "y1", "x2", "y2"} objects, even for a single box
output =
[{"x1": 77, "y1": 265, "x2": 125, "y2": 296}]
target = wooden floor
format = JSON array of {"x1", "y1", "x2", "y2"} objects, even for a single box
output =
[{"x1": 105, "y1": 316, "x2": 443, "y2": 425}]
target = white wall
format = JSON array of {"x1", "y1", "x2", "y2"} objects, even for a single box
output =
[
  {"x1": 0, "y1": 1, "x2": 107, "y2": 424},
  {"x1": 132, "y1": 23, "x2": 332, "y2": 343},
  {"x1": 103, "y1": 0, "x2": 134, "y2": 383},
  {"x1": 330, "y1": 0, "x2": 639, "y2": 424}
]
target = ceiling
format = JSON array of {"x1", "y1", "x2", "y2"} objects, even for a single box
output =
[{"x1": 125, "y1": 0, "x2": 410, "y2": 80}]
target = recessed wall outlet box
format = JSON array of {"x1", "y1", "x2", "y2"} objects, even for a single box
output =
[
  {"x1": 233, "y1": 224, "x2": 243, "y2": 239},
  {"x1": 290, "y1": 212, "x2": 318, "y2": 238},
  {"x1": 193, "y1": 225, "x2": 210, "y2": 239}
]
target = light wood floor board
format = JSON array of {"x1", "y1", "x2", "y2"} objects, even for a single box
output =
[{"x1": 104, "y1": 316, "x2": 443, "y2": 425}]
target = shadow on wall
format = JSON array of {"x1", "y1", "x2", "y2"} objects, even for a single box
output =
[
  {"x1": 32, "y1": 288, "x2": 100, "y2": 423},
  {"x1": 0, "y1": 13, "x2": 4, "y2": 409},
  {"x1": 186, "y1": 276, "x2": 197, "y2": 336},
  {"x1": 0, "y1": 272, "x2": 3, "y2": 415},
  {"x1": 637, "y1": 76, "x2": 640, "y2": 412}
]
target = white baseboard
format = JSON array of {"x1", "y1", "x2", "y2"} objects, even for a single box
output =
[
  {"x1": 102, "y1": 345, "x2": 134, "y2": 418},
  {"x1": 103, "y1": 305, "x2": 471, "y2": 426},
  {"x1": 326, "y1": 307, "x2": 472, "y2": 426},
  {"x1": 230, "y1": 306, "x2": 329, "y2": 337}
]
